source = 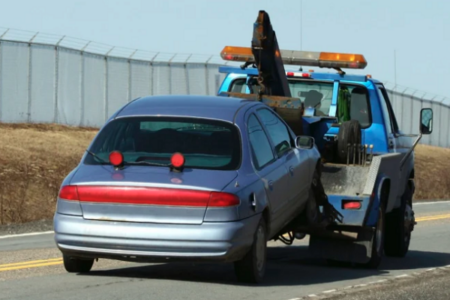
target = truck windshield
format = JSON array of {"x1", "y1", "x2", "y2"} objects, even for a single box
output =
[{"x1": 84, "y1": 117, "x2": 241, "y2": 170}]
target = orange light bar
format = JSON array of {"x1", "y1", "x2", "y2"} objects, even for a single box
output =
[
  {"x1": 220, "y1": 46, "x2": 368, "y2": 69},
  {"x1": 220, "y1": 46, "x2": 254, "y2": 62}
]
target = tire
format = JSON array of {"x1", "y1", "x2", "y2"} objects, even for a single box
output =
[
  {"x1": 63, "y1": 255, "x2": 94, "y2": 273},
  {"x1": 337, "y1": 120, "x2": 362, "y2": 164},
  {"x1": 234, "y1": 218, "x2": 267, "y2": 283},
  {"x1": 385, "y1": 181, "x2": 414, "y2": 257}
]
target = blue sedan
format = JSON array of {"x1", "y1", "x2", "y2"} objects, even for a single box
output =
[{"x1": 54, "y1": 95, "x2": 321, "y2": 283}]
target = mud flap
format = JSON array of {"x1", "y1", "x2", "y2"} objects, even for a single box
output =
[{"x1": 308, "y1": 227, "x2": 375, "y2": 264}]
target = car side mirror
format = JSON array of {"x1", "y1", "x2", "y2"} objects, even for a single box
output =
[
  {"x1": 295, "y1": 136, "x2": 315, "y2": 149},
  {"x1": 420, "y1": 108, "x2": 433, "y2": 135}
]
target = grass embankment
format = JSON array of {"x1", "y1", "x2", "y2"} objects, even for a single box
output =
[{"x1": 0, "y1": 123, "x2": 449, "y2": 225}]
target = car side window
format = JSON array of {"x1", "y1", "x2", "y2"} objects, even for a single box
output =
[
  {"x1": 256, "y1": 108, "x2": 293, "y2": 157},
  {"x1": 247, "y1": 114, "x2": 275, "y2": 170}
]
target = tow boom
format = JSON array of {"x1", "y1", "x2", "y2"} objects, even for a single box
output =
[{"x1": 251, "y1": 10, "x2": 291, "y2": 99}]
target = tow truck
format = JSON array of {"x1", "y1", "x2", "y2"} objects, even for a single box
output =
[{"x1": 217, "y1": 10, "x2": 434, "y2": 267}]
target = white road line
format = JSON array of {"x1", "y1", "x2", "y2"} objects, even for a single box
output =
[
  {"x1": 0, "y1": 231, "x2": 54, "y2": 239},
  {"x1": 426, "y1": 268, "x2": 436, "y2": 272},
  {"x1": 414, "y1": 200, "x2": 450, "y2": 205},
  {"x1": 395, "y1": 274, "x2": 410, "y2": 278},
  {"x1": 307, "y1": 295, "x2": 317, "y2": 298},
  {"x1": 322, "y1": 289, "x2": 336, "y2": 294}
]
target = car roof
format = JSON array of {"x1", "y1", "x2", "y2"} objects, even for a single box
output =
[{"x1": 114, "y1": 95, "x2": 255, "y2": 122}]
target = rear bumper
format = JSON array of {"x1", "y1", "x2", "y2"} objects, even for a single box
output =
[{"x1": 53, "y1": 213, "x2": 260, "y2": 263}]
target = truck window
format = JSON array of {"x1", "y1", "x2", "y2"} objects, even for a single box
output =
[
  {"x1": 256, "y1": 108, "x2": 293, "y2": 156},
  {"x1": 377, "y1": 86, "x2": 400, "y2": 133},
  {"x1": 237, "y1": 76, "x2": 334, "y2": 116},
  {"x1": 288, "y1": 80, "x2": 334, "y2": 116},
  {"x1": 247, "y1": 114, "x2": 275, "y2": 170},
  {"x1": 337, "y1": 84, "x2": 371, "y2": 128},
  {"x1": 229, "y1": 78, "x2": 247, "y2": 93}
]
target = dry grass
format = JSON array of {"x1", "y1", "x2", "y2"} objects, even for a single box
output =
[
  {"x1": 0, "y1": 123, "x2": 97, "y2": 225},
  {"x1": 414, "y1": 144, "x2": 450, "y2": 200},
  {"x1": 0, "y1": 123, "x2": 449, "y2": 225}
]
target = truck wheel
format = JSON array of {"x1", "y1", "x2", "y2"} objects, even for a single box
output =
[
  {"x1": 63, "y1": 255, "x2": 94, "y2": 273},
  {"x1": 234, "y1": 217, "x2": 267, "y2": 283},
  {"x1": 337, "y1": 120, "x2": 361, "y2": 164},
  {"x1": 362, "y1": 204, "x2": 385, "y2": 269},
  {"x1": 385, "y1": 181, "x2": 414, "y2": 257}
]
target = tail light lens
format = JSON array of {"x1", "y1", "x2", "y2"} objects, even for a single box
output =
[
  {"x1": 342, "y1": 200, "x2": 362, "y2": 210},
  {"x1": 58, "y1": 185, "x2": 240, "y2": 208},
  {"x1": 59, "y1": 185, "x2": 79, "y2": 200},
  {"x1": 208, "y1": 192, "x2": 240, "y2": 207}
]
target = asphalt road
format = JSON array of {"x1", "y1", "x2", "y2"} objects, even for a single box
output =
[{"x1": 1, "y1": 201, "x2": 449, "y2": 300}]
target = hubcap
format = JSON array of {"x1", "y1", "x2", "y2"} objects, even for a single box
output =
[{"x1": 255, "y1": 225, "x2": 266, "y2": 273}]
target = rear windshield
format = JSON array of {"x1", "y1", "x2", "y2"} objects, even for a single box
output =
[
  {"x1": 85, "y1": 117, "x2": 241, "y2": 170},
  {"x1": 230, "y1": 78, "x2": 334, "y2": 116}
]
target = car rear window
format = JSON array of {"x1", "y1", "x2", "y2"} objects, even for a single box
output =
[{"x1": 85, "y1": 117, "x2": 241, "y2": 170}]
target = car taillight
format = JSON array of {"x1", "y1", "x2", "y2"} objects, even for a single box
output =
[
  {"x1": 208, "y1": 192, "x2": 240, "y2": 207},
  {"x1": 342, "y1": 200, "x2": 362, "y2": 210},
  {"x1": 59, "y1": 185, "x2": 79, "y2": 200},
  {"x1": 59, "y1": 186, "x2": 240, "y2": 208}
]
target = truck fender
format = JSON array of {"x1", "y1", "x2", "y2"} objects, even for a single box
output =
[{"x1": 365, "y1": 175, "x2": 390, "y2": 227}]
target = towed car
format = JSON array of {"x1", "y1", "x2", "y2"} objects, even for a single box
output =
[{"x1": 54, "y1": 95, "x2": 322, "y2": 283}]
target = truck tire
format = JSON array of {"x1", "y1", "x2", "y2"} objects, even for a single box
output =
[
  {"x1": 63, "y1": 255, "x2": 94, "y2": 273},
  {"x1": 337, "y1": 120, "x2": 361, "y2": 164},
  {"x1": 234, "y1": 217, "x2": 267, "y2": 283},
  {"x1": 384, "y1": 180, "x2": 414, "y2": 257}
]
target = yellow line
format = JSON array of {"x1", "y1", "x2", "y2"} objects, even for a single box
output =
[
  {"x1": 416, "y1": 214, "x2": 450, "y2": 222},
  {"x1": 0, "y1": 258, "x2": 62, "y2": 268},
  {"x1": 0, "y1": 213, "x2": 449, "y2": 273},
  {"x1": 0, "y1": 261, "x2": 63, "y2": 272}
]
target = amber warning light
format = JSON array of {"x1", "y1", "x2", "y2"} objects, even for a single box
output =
[{"x1": 220, "y1": 46, "x2": 368, "y2": 69}]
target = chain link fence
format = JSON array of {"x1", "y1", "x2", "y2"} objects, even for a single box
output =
[{"x1": 0, "y1": 28, "x2": 448, "y2": 147}]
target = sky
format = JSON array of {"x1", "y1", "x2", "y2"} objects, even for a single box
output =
[{"x1": 1, "y1": 0, "x2": 449, "y2": 98}]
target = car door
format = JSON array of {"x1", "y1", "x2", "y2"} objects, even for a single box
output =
[
  {"x1": 255, "y1": 108, "x2": 311, "y2": 220},
  {"x1": 246, "y1": 113, "x2": 290, "y2": 234}
]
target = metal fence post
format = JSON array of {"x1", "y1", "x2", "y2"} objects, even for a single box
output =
[
  {"x1": 205, "y1": 56, "x2": 213, "y2": 95},
  {"x1": 128, "y1": 50, "x2": 138, "y2": 101},
  {"x1": 150, "y1": 53, "x2": 159, "y2": 96},
  {"x1": 168, "y1": 54, "x2": 176, "y2": 94},
  {"x1": 104, "y1": 47, "x2": 114, "y2": 123},
  {"x1": 184, "y1": 54, "x2": 192, "y2": 95},
  {"x1": 27, "y1": 33, "x2": 38, "y2": 123}
]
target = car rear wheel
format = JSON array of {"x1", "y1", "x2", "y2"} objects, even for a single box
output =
[
  {"x1": 234, "y1": 217, "x2": 267, "y2": 283},
  {"x1": 63, "y1": 255, "x2": 94, "y2": 273}
]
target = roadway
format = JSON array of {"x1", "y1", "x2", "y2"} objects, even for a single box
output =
[{"x1": 1, "y1": 201, "x2": 449, "y2": 300}]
